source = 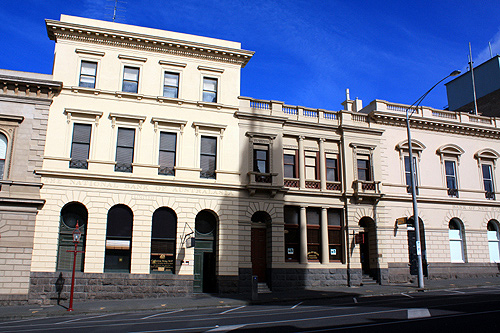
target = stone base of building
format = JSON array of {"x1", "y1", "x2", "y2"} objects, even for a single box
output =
[
  {"x1": 0, "y1": 294, "x2": 29, "y2": 306},
  {"x1": 387, "y1": 262, "x2": 500, "y2": 283},
  {"x1": 28, "y1": 272, "x2": 193, "y2": 304},
  {"x1": 268, "y1": 268, "x2": 356, "y2": 291}
]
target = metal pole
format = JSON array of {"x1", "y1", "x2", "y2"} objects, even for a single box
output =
[
  {"x1": 405, "y1": 112, "x2": 424, "y2": 289},
  {"x1": 68, "y1": 241, "x2": 78, "y2": 311}
]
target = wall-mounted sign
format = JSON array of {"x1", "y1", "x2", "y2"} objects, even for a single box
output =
[
  {"x1": 287, "y1": 248, "x2": 294, "y2": 255},
  {"x1": 330, "y1": 248, "x2": 337, "y2": 256},
  {"x1": 150, "y1": 254, "x2": 174, "y2": 273},
  {"x1": 307, "y1": 251, "x2": 320, "y2": 260}
]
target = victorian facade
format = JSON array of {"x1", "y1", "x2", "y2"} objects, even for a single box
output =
[
  {"x1": 0, "y1": 69, "x2": 61, "y2": 305},
  {"x1": 21, "y1": 15, "x2": 500, "y2": 304}
]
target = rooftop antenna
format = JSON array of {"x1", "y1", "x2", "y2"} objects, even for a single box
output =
[
  {"x1": 106, "y1": 0, "x2": 127, "y2": 22},
  {"x1": 468, "y1": 42, "x2": 478, "y2": 115}
]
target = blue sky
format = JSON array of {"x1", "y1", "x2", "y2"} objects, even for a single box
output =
[{"x1": 1, "y1": 0, "x2": 499, "y2": 111}]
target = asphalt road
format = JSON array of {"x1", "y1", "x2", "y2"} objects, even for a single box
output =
[{"x1": 2, "y1": 286, "x2": 500, "y2": 332}]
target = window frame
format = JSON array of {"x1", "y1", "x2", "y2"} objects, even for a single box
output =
[
  {"x1": 448, "y1": 218, "x2": 465, "y2": 263},
  {"x1": 326, "y1": 155, "x2": 339, "y2": 182},
  {"x1": 284, "y1": 150, "x2": 298, "y2": 179},
  {"x1": 0, "y1": 133, "x2": 8, "y2": 180},
  {"x1": 444, "y1": 159, "x2": 459, "y2": 197},
  {"x1": 482, "y1": 163, "x2": 495, "y2": 199},
  {"x1": 202, "y1": 77, "x2": 218, "y2": 103},
  {"x1": 200, "y1": 135, "x2": 217, "y2": 179},
  {"x1": 357, "y1": 154, "x2": 371, "y2": 181},
  {"x1": 305, "y1": 151, "x2": 319, "y2": 180},
  {"x1": 115, "y1": 127, "x2": 136, "y2": 173},
  {"x1": 158, "y1": 131, "x2": 177, "y2": 176},
  {"x1": 78, "y1": 60, "x2": 98, "y2": 89},
  {"x1": 487, "y1": 220, "x2": 500, "y2": 263},
  {"x1": 404, "y1": 155, "x2": 419, "y2": 194},
  {"x1": 327, "y1": 208, "x2": 343, "y2": 262},
  {"x1": 122, "y1": 66, "x2": 140, "y2": 93},
  {"x1": 306, "y1": 207, "x2": 321, "y2": 262},
  {"x1": 284, "y1": 206, "x2": 300, "y2": 262},
  {"x1": 69, "y1": 123, "x2": 92, "y2": 169},
  {"x1": 163, "y1": 71, "x2": 180, "y2": 99}
]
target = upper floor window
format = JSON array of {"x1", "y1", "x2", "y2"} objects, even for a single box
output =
[
  {"x1": 404, "y1": 156, "x2": 418, "y2": 194},
  {"x1": 115, "y1": 128, "x2": 135, "y2": 173},
  {"x1": 122, "y1": 66, "x2": 140, "y2": 93},
  {"x1": 163, "y1": 72, "x2": 179, "y2": 98},
  {"x1": 305, "y1": 152, "x2": 318, "y2": 180},
  {"x1": 202, "y1": 77, "x2": 218, "y2": 103},
  {"x1": 0, "y1": 133, "x2": 7, "y2": 180},
  {"x1": 482, "y1": 164, "x2": 495, "y2": 200},
  {"x1": 69, "y1": 123, "x2": 92, "y2": 169},
  {"x1": 79, "y1": 61, "x2": 97, "y2": 88},
  {"x1": 357, "y1": 154, "x2": 371, "y2": 181},
  {"x1": 326, "y1": 157, "x2": 338, "y2": 182},
  {"x1": 200, "y1": 136, "x2": 217, "y2": 179},
  {"x1": 284, "y1": 152, "x2": 297, "y2": 179},
  {"x1": 158, "y1": 132, "x2": 176, "y2": 176},
  {"x1": 445, "y1": 160, "x2": 458, "y2": 197}
]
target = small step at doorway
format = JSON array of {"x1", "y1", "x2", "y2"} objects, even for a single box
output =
[
  {"x1": 258, "y1": 282, "x2": 271, "y2": 293},
  {"x1": 361, "y1": 274, "x2": 378, "y2": 286}
]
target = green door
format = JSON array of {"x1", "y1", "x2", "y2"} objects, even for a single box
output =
[{"x1": 193, "y1": 239, "x2": 215, "y2": 293}]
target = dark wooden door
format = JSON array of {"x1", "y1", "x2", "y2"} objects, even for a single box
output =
[
  {"x1": 251, "y1": 227, "x2": 267, "y2": 282},
  {"x1": 359, "y1": 232, "x2": 370, "y2": 274}
]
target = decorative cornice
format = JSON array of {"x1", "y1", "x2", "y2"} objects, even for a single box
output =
[
  {"x1": 46, "y1": 19, "x2": 254, "y2": 68},
  {"x1": 370, "y1": 111, "x2": 500, "y2": 139}
]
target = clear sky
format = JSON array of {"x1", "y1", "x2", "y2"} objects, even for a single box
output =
[{"x1": 1, "y1": 0, "x2": 499, "y2": 111}]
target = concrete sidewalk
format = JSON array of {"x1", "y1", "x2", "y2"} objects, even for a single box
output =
[{"x1": 1, "y1": 277, "x2": 499, "y2": 320}]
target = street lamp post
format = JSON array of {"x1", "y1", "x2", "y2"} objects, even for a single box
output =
[
  {"x1": 67, "y1": 222, "x2": 84, "y2": 311},
  {"x1": 405, "y1": 70, "x2": 461, "y2": 290}
]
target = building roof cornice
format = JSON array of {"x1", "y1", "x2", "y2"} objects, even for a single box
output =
[{"x1": 45, "y1": 19, "x2": 254, "y2": 68}]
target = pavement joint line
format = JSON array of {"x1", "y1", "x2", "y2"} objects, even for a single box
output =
[
  {"x1": 140, "y1": 309, "x2": 184, "y2": 320},
  {"x1": 219, "y1": 306, "x2": 246, "y2": 315},
  {"x1": 291, "y1": 302, "x2": 302, "y2": 309}
]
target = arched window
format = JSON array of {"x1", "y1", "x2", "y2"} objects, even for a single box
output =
[
  {"x1": 0, "y1": 133, "x2": 7, "y2": 179},
  {"x1": 104, "y1": 204, "x2": 133, "y2": 272},
  {"x1": 487, "y1": 220, "x2": 500, "y2": 263},
  {"x1": 57, "y1": 202, "x2": 88, "y2": 271},
  {"x1": 449, "y1": 218, "x2": 465, "y2": 262},
  {"x1": 151, "y1": 207, "x2": 177, "y2": 273}
]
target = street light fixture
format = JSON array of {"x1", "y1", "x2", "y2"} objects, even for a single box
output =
[
  {"x1": 405, "y1": 70, "x2": 461, "y2": 290},
  {"x1": 67, "y1": 222, "x2": 84, "y2": 311}
]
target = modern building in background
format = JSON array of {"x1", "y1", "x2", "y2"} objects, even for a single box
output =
[
  {"x1": 0, "y1": 69, "x2": 61, "y2": 305},
  {"x1": 1, "y1": 15, "x2": 499, "y2": 304},
  {"x1": 446, "y1": 55, "x2": 500, "y2": 116}
]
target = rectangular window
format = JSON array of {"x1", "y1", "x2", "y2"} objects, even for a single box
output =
[
  {"x1": 115, "y1": 128, "x2": 135, "y2": 173},
  {"x1": 482, "y1": 164, "x2": 495, "y2": 199},
  {"x1": 328, "y1": 209, "x2": 343, "y2": 262},
  {"x1": 79, "y1": 61, "x2": 97, "y2": 88},
  {"x1": 306, "y1": 208, "x2": 321, "y2": 261},
  {"x1": 445, "y1": 160, "x2": 458, "y2": 197},
  {"x1": 200, "y1": 136, "x2": 217, "y2": 179},
  {"x1": 357, "y1": 155, "x2": 371, "y2": 181},
  {"x1": 202, "y1": 77, "x2": 218, "y2": 103},
  {"x1": 69, "y1": 123, "x2": 92, "y2": 169},
  {"x1": 158, "y1": 132, "x2": 176, "y2": 176},
  {"x1": 284, "y1": 152, "x2": 297, "y2": 178},
  {"x1": 404, "y1": 156, "x2": 418, "y2": 194},
  {"x1": 163, "y1": 72, "x2": 179, "y2": 98},
  {"x1": 122, "y1": 66, "x2": 140, "y2": 93},
  {"x1": 305, "y1": 152, "x2": 318, "y2": 180},
  {"x1": 326, "y1": 157, "x2": 338, "y2": 182},
  {"x1": 254, "y1": 145, "x2": 270, "y2": 183},
  {"x1": 284, "y1": 206, "x2": 300, "y2": 262}
]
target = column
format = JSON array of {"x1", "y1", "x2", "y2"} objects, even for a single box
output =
[
  {"x1": 321, "y1": 207, "x2": 329, "y2": 264},
  {"x1": 319, "y1": 138, "x2": 326, "y2": 190},
  {"x1": 300, "y1": 206, "x2": 308, "y2": 264},
  {"x1": 299, "y1": 136, "x2": 305, "y2": 189}
]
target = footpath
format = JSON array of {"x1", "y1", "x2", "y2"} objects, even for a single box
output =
[{"x1": 1, "y1": 277, "x2": 499, "y2": 320}]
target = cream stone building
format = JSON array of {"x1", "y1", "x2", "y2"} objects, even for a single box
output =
[{"x1": 26, "y1": 15, "x2": 500, "y2": 303}]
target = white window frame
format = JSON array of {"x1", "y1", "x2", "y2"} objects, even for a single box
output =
[
  {"x1": 487, "y1": 220, "x2": 500, "y2": 263},
  {"x1": 158, "y1": 60, "x2": 186, "y2": 99},
  {"x1": 152, "y1": 117, "x2": 187, "y2": 177},
  {"x1": 109, "y1": 113, "x2": 146, "y2": 170},
  {"x1": 63, "y1": 109, "x2": 103, "y2": 164},
  {"x1": 193, "y1": 122, "x2": 226, "y2": 180},
  {"x1": 449, "y1": 219, "x2": 465, "y2": 263},
  {"x1": 75, "y1": 49, "x2": 104, "y2": 89}
]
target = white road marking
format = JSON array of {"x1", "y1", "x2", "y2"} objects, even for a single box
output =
[
  {"x1": 291, "y1": 302, "x2": 303, "y2": 309},
  {"x1": 401, "y1": 293, "x2": 414, "y2": 298},
  {"x1": 353, "y1": 298, "x2": 358, "y2": 303},
  {"x1": 206, "y1": 324, "x2": 246, "y2": 332},
  {"x1": 407, "y1": 308, "x2": 431, "y2": 319},
  {"x1": 219, "y1": 306, "x2": 246, "y2": 315},
  {"x1": 141, "y1": 309, "x2": 184, "y2": 320},
  {"x1": 56, "y1": 312, "x2": 122, "y2": 324},
  {"x1": 446, "y1": 290, "x2": 465, "y2": 294}
]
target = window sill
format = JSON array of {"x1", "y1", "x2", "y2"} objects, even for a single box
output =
[
  {"x1": 71, "y1": 86, "x2": 101, "y2": 95},
  {"x1": 115, "y1": 91, "x2": 144, "y2": 100},
  {"x1": 197, "y1": 101, "x2": 222, "y2": 109}
]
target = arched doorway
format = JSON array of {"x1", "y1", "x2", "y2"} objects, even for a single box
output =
[
  {"x1": 56, "y1": 202, "x2": 88, "y2": 271},
  {"x1": 193, "y1": 210, "x2": 217, "y2": 293},
  {"x1": 407, "y1": 217, "x2": 428, "y2": 277},
  {"x1": 359, "y1": 217, "x2": 378, "y2": 278},
  {"x1": 151, "y1": 207, "x2": 177, "y2": 273},
  {"x1": 251, "y1": 211, "x2": 271, "y2": 283}
]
